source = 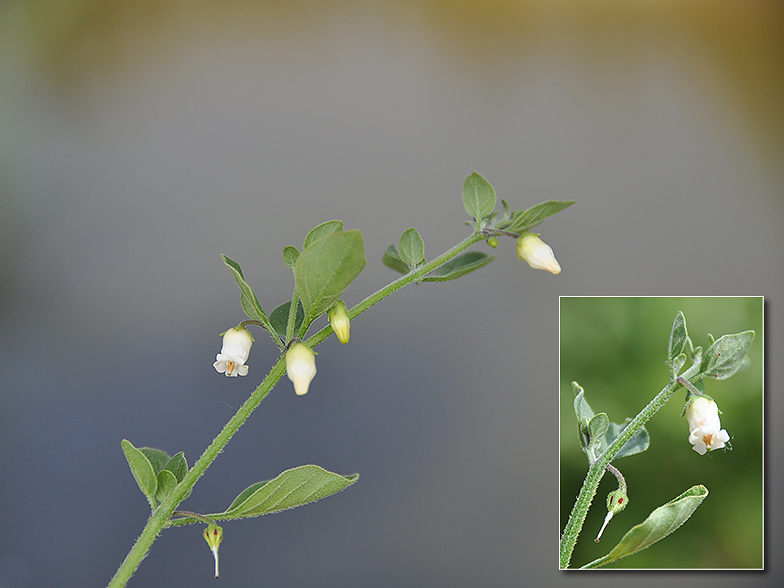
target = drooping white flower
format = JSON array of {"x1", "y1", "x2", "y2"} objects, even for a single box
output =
[
  {"x1": 213, "y1": 327, "x2": 253, "y2": 377},
  {"x1": 516, "y1": 234, "x2": 561, "y2": 274},
  {"x1": 685, "y1": 397, "x2": 730, "y2": 455},
  {"x1": 286, "y1": 342, "x2": 317, "y2": 396},
  {"x1": 328, "y1": 300, "x2": 351, "y2": 344}
]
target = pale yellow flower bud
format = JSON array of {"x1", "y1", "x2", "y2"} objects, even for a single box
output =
[
  {"x1": 516, "y1": 234, "x2": 561, "y2": 274},
  {"x1": 286, "y1": 342, "x2": 317, "y2": 396},
  {"x1": 328, "y1": 300, "x2": 351, "y2": 344}
]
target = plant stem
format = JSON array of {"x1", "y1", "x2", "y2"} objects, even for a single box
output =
[
  {"x1": 107, "y1": 356, "x2": 287, "y2": 588},
  {"x1": 306, "y1": 231, "x2": 485, "y2": 348},
  {"x1": 559, "y1": 369, "x2": 696, "y2": 568},
  {"x1": 108, "y1": 230, "x2": 486, "y2": 587}
]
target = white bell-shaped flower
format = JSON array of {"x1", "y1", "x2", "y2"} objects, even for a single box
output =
[
  {"x1": 516, "y1": 234, "x2": 561, "y2": 274},
  {"x1": 213, "y1": 327, "x2": 253, "y2": 377},
  {"x1": 286, "y1": 342, "x2": 317, "y2": 395},
  {"x1": 685, "y1": 397, "x2": 730, "y2": 455}
]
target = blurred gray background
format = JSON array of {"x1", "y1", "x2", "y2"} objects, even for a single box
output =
[{"x1": 0, "y1": 1, "x2": 781, "y2": 587}]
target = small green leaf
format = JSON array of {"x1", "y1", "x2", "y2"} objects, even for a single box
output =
[
  {"x1": 220, "y1": 255, "x2": 268, "y2": 323},
  {"x1": 572, "y1": 382, "x2": 596, "y2": 454},
  {"x1": 588, "y1": 413, "x2": 610, "y2": 446},
  {"x1": 283, "y1": 246, "x2": 300, "y2": 269},
  {"x1": 139, "y1": 447, "x2": 171, "y2": 475},
  {"x1": 572, "y1": 382, "x2": 592, "y2": 424},
  {"x1": 582, "y1": 485, "x2": 709, "y2": 569},
  {"x1": 303, "y1": 220, "x2": 344, "y2": 249},
  {"x1": 501, "y1": 198, "x2": 511, "y2": 219},
  {"x1": 398, "y1": 228, "x2": 425, "y2": 267},
  {"x1": 668, "y1": 311, "x2": 688, "y2": 364},
  {"x1": 209, "y1": 465, "x2": 359, "y2": 521},
  {"x1": 422, "y1": 252, "x2": 494, "y2": 282},
  {"x1": 382, "y1": 244, "x2": 410, "y2": 274},
  {"x1": 155, "y1": 469, "x2": 178, "y2": 503},
  {"x1": 162, "y1": 452, "x2": 188, "y2": 483},
  {"x1": 572, "y1": 384, "x2": 649, "y2": 461},
  {"x1": 600, "y1": 420, "x2": 650, "y2": 460},
  {"x1": 270, "y1": 300, "x2": 305, "y2": 339},
  {"x1": 121, "y1": 440, "x2": 159, "y2": 509},
  {"x1": 462, "y1": 171, "x2": 497, "y2": 220},
  {"x1": 699, "y1": 330, "x2": 755, "y2": 381},
  {"x1": 503, "y1": 200, "x2": 575, "y2": 234},
  {"x1": 295, "y1": 230, "x2": 366, "y2": 325},
  {"x1": 671, "y1": 353, "x2": 687, "y2": 378}
]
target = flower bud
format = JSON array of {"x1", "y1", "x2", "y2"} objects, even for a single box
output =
[
  {"x1": 685, "y1": 396, "x2": 730, "y2": 455},
  {"x1": 286, "y1": 342, "x2": 317, "y2": 396},
  {"x1": 213, "y1": 326, "x2": 253, "y2": 377},
  {"x1": 516, "y1": 234, "x2": 561, "y2": 274},
  {"x1": 203, "y1": 523, "x2": 224, "y2": 578},
  {"x1": 486, "y1": 235, "x2": 499, "y2": 248},
  {"x1": 328, "y1": 300, "x2": 351, "y2": 344}
]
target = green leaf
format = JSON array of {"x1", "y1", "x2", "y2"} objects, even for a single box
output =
[
  {"x1": 220, "y1": 255, "x2": 268, "y2": 323},
  {"x1": 121, "y1": 440, "x2": 159, "y2": 509},
  {"x1": 671, "y1": 354, "x2": 687, "y2": 378},
  {"x1": 270, "y1": 300, "x2": 305, "y2": 339},
  {"x1": 422, "y1": 252, "x2": 494, "y2": 282},
  {"x1": 572, "y1": 382, "x2": 594, "y2": 451},
  {"x1": 398, "y1": 228, "x2": 425, "y2": 267},
  {"x1": 571, "y1": 382, "x2": 592, "y2": 423},
  {"x1": 295, "y1": 230, "x2": 366, "y2": 325},
  {"x1": 208, "y1": 465, "x2": 359, "y2": 521},
  {"x1": 699, "y1": 330, "x2": 755, "y2": 381},
  {"x1": 504, "y1": 200, "x2": 575, "y2": 234},
  {"x1": 155, "y1": 469, "x2": 178, "y2": 503},
  {"x1": 382, "y1": 244, "x2": 410, "y2": 274},
  {"x1": 303, "y1": 220, "x2": 344, "y2": 249},
  {"x1": 668, "y1": 311, "x2": 688, "y2": 364},
  {"x1": 462, "y1": 171, "x2": 497, "y2": 220},
  {"x1": 572, "y1": 383, "x2": 649, "y2": 461},
  {"x1": 588, "y1": 413, "x2": 610, "y2": 447},
  {"x1": 600, "y1": 419, "x2": 650, "y2": 460},
  {"x1": 283, "y1": 246, "x2": 300, "y2": 269},
  {"x1": 162, "y1": 452, "x2": 188, "y2": 483},
  {"x1": 139, "y1": 447, "x2": 171, "y2": 475},
  {"x1": 582, "y1": 485, "x2": 709, "y2": 569}
]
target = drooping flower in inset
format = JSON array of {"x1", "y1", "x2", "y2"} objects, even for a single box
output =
[{"x1": 685, "y1": 397, "x2": 730, "y2": 455}]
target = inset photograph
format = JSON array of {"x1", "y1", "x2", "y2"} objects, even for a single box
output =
[{"x1": 559, "y1": 297, "x2": 763, "y2": 569}]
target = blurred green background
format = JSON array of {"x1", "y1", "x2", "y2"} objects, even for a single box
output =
[{"x1": 560, "y1": 297, "x2": 763, "y2": 568}]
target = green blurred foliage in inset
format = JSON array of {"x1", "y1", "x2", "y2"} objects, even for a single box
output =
[{"x1": 560, "y1": 297, "x2": 763, "y2": 569}]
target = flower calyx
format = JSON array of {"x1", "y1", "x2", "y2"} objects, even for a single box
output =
[{"x1": 203, "y1": 522, "x2": 224, "y2": 578}]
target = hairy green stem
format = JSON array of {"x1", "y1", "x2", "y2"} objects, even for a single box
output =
[
  {"x1": 107, "y1": 356, "x2": 287, "y2": 588},
  {"x1": 559, "y1": 369, "x2": 696, "y2": 568},
  {"x1": 108, "y1": 230, "x2": 486, "y2": 587},
  {"x1": 306, "y1": 231, "x2": 485, "y2": 348},
  {"x1": 287, "y1": 285, "x2": 300, "y2": 344}
]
